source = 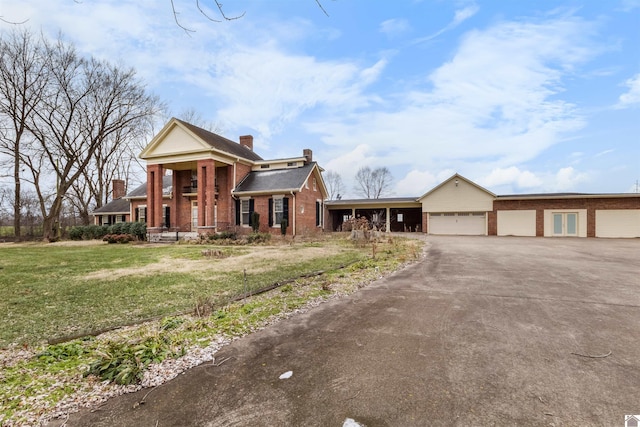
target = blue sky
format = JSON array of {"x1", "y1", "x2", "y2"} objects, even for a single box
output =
[{"x1": 2, "y1": 0, "x2": 639, "y2": 197}]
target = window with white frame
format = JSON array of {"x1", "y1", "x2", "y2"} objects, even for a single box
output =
[
  {"x1": 273, "y1": 197, "x2": 284, "y2": 226},
  {"x1": 115, "y1": 215, "x2": 124, "y2": 223},
  {"x1": 313, "y1": 178, "x2": 317, "y2": 191},
  {"x1": 138, "y1": 206, "x2": 146, "y2": 223},
  {"x1": 241, "y1": 199, "x2": 250, "y2": 226}
]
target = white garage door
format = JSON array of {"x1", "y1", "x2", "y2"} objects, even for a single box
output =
[
  {"x1": 497, "y1": 210, "x2": 536, "y2": 236},
  {"x1": 596, "y1": 210, "x2": 640, "y2": 238},
  {"x1": 429, "y1": 212, "x2": 486, "y2": 235}
]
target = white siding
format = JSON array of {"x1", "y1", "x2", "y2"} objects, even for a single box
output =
[
  {"x1": 152, "y1": 126, "x2": 205, "y2": 156},
  {"x1": 596, "y1": 210, "x2": 640, "y2": 238},
  {"x1": 421, "y1": 179, "x2": 494, "y2": 213},
  {"x1": 497, "y1": 210, "x2": 536, "y2": 236}
]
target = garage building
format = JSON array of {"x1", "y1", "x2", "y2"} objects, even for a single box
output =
[{"x1": 325, "y1": 174, "x2": 640, "y2": 238}]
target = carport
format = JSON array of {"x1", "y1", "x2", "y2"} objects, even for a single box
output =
[{"x1": 325, "y1": 198, "x2": 422, "y2": 232}]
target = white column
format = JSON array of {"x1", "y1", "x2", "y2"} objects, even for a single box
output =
[{"x1": 386, "y1": 207, "x2": 391, "y2": 233}]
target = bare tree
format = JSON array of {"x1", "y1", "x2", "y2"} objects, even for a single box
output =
[
  {"x1": 0, "y1": 29, "x2": 49, "y2": 240},
  {"x1": 174, "y1": 107, "x2": 223, "y2": 133},
  {"x1": 354, "y1": 166, "x2": 393, "y2": 199},
  {"x1": 323, "y1": 170, "x2": 344, "y2": 200},
  {"x1": 6, "y1": 33, "x2": 163, "y2": 241}
]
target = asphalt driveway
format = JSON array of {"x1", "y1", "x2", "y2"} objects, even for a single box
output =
[{"x1": 63, "y1": 236, "x2": 640, "y2": 426}]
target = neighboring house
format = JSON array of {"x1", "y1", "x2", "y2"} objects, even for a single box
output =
[
  {"x1": 93, "y1": 118, "x2": 328, "y2": 240},
  {"x1": 325, "y1": 173, "x2": 640, "y2": 238},
  {"x1": 92, "y1": 179, "x2": 130, "y2": 226}
]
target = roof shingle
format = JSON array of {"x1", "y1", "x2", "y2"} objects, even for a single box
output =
[{"x1": 234, "y1": 163, "x2": 317, "y2": 194}]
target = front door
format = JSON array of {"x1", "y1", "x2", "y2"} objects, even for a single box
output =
[
  {"x1": 191, "y1": 201, "x2": 198, "y2": 231},
  {"x1": 553, "y1": 212, "x2": 577, "y2": 236}
]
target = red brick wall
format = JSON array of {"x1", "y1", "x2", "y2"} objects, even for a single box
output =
[
  {"x1": 173, "y1": 170, "x2": 192, "y2": 231},
  {"x1": 146, "y1": 164, "x2": 163, "y2": 230},
  {"x1": 294, "y1": 169, "x2": 325, "y2": 236},
  {"x1": 216, "y1": 166, "x2": 231, "y2": 229},
  {"x1": 112, "y1": 179, "x2": 126, "y2": 200},
  {"x1": 491, "y1": 197, "x2": 640, "y2": 237},
  {"x1": 235, "y1": 163, "x2": 251, "y2": 186},
  {"x1": 422, "y1": 212, "x2": 428, "y2": 234}
]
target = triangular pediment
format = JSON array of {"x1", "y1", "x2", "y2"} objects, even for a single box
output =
[
  {"x1": 418, "y1": 173, "x2": 495, "y2": 212},
  {"x1": 140, "y1": 120, "x2": 215, "y2": 159}
]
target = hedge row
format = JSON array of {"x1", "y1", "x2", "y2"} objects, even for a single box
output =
[{"x1": 69, "y1": 222, "x2": 147, "y2": 241}]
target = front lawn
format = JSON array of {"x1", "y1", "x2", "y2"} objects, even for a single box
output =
[
  {"x1": 0, "y1": 237, "x2": 386, "y2": 347},
  {"x1": 0, "y1": 234, "x2": 423, "y2": 426}
]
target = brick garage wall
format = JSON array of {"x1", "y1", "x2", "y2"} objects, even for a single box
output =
[
  {"x1": 492, "y1": 197, "x2": 640, "y2": 237},
  {"x1": 422, "y1": 212, "x2": 428, "y2": 234}
]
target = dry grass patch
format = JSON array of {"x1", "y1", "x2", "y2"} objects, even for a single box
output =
[{"x1": 83, "y1": 245, "x2": 345, "y2": 281}]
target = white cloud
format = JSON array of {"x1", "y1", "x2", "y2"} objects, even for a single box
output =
[
  {"x1": 323, "y1": 144, "x2": 376, "y2": 180},
  {"x1": 413, "y1": 3, "x2": 479, "y2": 43},
  {"x1": 616, "y1": 73, "x2": 640, "y2": 108},
  {"x1": 452, "y1": 4, "x2": 480, "y2": 26},
  {"x1": 395, "y1": 170, "x2": 438, "y2": 196},
  {"x1": 594, "y1": 149, "x2": 614, "y2": 157},
  {"x1": 1, "y1": 1, "x2": 384, "y2": 144},
  {"x1": 553, "y1": 167, "x2": 589, "y2": 191},
  {"x1": 481, "y1": 167, "x2": 543, "y2": 189},
  {"x1": 380, "y1": 19, "x2": 411, "y2": 37},
  {"x1": 313, "y1": 15, "x2": 597, "y2": 179}
]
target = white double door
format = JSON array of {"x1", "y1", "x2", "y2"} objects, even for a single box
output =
[{"x1": 552, "y1": 212, "x2": 577, "y2": 236}]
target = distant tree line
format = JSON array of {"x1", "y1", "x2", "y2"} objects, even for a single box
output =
[{"x1": 0, "y1": 29, "x2": 164, "y2": 241}]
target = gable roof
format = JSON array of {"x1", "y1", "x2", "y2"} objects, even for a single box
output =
[
  {"x1": 92, "y1": 197, "x2": 130, "y2": 215},
  {"x1": 233, "y1": 162, "x2": 322, "y2": 195},
  {"x1": 174, "y1": 119, "x2": 263, "y2": 162},
  {"x1": 418, "y1": 173, "x2": 496, "y2": 200},
  {"x1": 139, "y1": 118, "x2": 263, "y2": 163},
  {"x1": 125, "y1": 175, "x2": 173, "y2": 199}
]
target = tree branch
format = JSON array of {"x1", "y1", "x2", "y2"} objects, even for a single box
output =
[
  {"x1": 315, "y1": 0, "x2": 329, "y2": 17},
  {"x1": 171, "y1": 0, "x2": 196, "y2": 34},
  {"x1": 213, "y1": 1, "x2": 246, "y2": 21}
]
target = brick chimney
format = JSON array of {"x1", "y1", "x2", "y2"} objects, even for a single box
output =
[
  {"x1": 303, "y1": 149, "x2": 313, "y2": 164},
  {"x1": 239, "y1": 135, "x2": 253, "y2": 151},
  {"x1": 112, "y1": 179, "x2": 126, "y2": 200}
]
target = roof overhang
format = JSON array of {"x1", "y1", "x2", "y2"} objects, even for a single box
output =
[
  {"x1": 232, "y1": 188, "x2": 299, "y2": 197},
  {"x1": 91, "y1": 210, "x2": 129, "y2": 215},
  {"x1": 497, "y1": 193, "x2": 640, "y2": 201},
  {"x1": 325, "y1": 198, "x2": 421, "y2": 210}
]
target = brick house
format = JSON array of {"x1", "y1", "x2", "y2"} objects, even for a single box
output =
[{"x1": 93, "y1": 118, "x2": 327, "y2": 240}]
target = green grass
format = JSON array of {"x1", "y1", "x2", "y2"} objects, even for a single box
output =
[{"x1": 0, "y1": 239, "x2": 373, "y2": 347}]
